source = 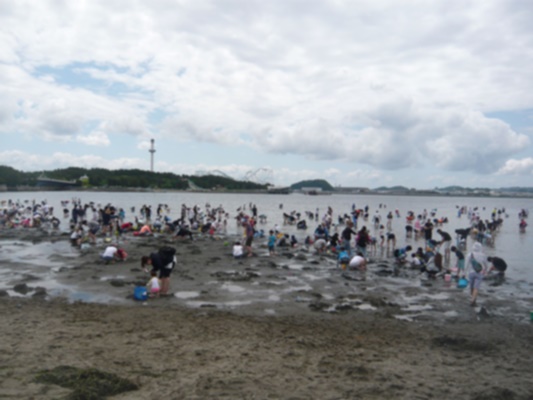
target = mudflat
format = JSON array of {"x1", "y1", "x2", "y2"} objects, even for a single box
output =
[{"x1": 1, "y1": 229, "x2": 533, "y2": 399}]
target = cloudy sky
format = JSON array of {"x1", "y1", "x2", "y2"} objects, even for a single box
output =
[{"x1": 2, "y1": 1, "x2": 533, "y2": 189}]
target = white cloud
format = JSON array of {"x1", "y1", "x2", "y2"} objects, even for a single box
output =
[
  {"x1": 0, "y1": 63, "x2": 154, "y2": 141},
  {"x1": 497, "y1": 158, "x2": 533, "y2": 175},
  {"x1": 76, "y1": 131, "x2": 110, "y2": 147},
  {"x1": 0, "y1": 151, "x2": 145, "y2": 171}
]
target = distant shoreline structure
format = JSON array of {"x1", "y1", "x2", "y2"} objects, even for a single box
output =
[
  {"x1": 1, "y1": 186, "x2": 532, "y2": 198},
  {"x1": 2, "y1": 166, "x2": 532, "y2": 197},
  {"x1": 36, "y1": 175, "x2": 78, "y2": 189}
]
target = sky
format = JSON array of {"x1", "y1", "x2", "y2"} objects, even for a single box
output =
[{"x1": 1, "y1": 0, "x2": 533, "y2": 189}]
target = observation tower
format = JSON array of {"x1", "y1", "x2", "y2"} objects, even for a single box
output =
[{"x1": 149, "y1": 139, "x2": 156, "y2": 172}]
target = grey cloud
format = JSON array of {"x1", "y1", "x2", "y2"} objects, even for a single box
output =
[{"x1": 254, "y1": 100, "x2": 528, "y2": 174}]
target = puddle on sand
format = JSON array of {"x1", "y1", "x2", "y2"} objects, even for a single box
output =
[
  {"x1": 357, "y1": 303, "x2": 377, "y2": 311},
  {"x1": 287, "y1": 264, "x2": 304, "y2": 271},
  {"x1": 185, "y1": 300, "x2": 253, "y2": 309},
  {"x1": 402, "y1": 304, "x2": 433, "y2": 312},
  {"x1": 221, "y1": 283, "x2": 246, "y2": 293},
  {"x1": 174, "y1": 291, "x2": 200, "y2": 299},
  {"x1": 99, "y1": 275, "x2": 127, "y2": 281},
  {"x1": 67, "y1": 291, "x2": 125, "y2": 304}
]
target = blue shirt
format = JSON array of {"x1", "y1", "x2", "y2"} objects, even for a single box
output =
[{"x1": 338, "y1": 250, "x2": 350, "y2": 262}]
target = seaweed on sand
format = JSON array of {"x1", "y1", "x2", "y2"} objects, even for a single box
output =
[{"x1": 34, "y1": 365, "x2": 138, "y2": 400}]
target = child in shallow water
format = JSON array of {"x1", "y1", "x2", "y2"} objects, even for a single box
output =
[
  {"x1": 268, "y1": 230, "x2": 276, "y2": 256},
  {"x1": 337, "y1": 246, "x2": 350, "y2": 270}
]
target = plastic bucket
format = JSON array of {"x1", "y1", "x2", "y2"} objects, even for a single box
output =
[
  {"x1": 457, "y1": 278, "x2": 468, "y2": 289},
  {"x1": 134, "y1": 286, "x2": 148, "y2": 301},
  {"x1": 444, "y1": 274, "x2": 451, "y2": 282}
]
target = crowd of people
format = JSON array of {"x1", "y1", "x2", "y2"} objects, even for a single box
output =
[
  {"x1": 270, "y1": 202, "x2": 516, "y2": 306},
  {"x1": 0, "y1": 199, "x2": 60, "y2": 229},
  {"x1": 1, "y1": 196, "x2": 526, "y2": 306}
]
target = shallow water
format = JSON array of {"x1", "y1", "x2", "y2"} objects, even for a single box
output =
[{"x1": 2, "y1": 190, "x2": 531, "y2": 278}]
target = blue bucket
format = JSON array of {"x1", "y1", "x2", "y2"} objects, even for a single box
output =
[
  {"x1": 457, "y1": 278, "x2": 468, "y2": 289},
  {"x1": 133, "y1": 286, "x2": 148, "y2": 301}
]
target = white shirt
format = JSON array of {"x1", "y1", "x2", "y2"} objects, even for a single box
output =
[
  {"x1": 102, "y1": 246, "x2": 118, "y2": 258},
  {"x1": 148, "y1": 276, "x2": 160, "y2": 291},
  {"x1": 349, "y1": 255, "x2": 365, "y2": 268},
  {"x1": 233, "y1": 245, "x2": 244, "y2": 257}
]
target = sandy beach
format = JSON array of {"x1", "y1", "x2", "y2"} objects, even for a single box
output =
[{"x1": 1, "y1": 229, "x2": 533, "y2": 399}]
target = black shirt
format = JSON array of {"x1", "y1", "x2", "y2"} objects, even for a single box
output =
[
  {"x1": 438, "y1": 231, "x2": 452, "y2": 241},
  {"x1": 491, "y1": 257, "x2": 507, "y2": 272}
]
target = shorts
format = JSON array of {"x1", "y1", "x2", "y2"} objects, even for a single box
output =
[
  {"x1": 468, "y1": 271, "x2": 484, "y2": 290},
  {"x1": 245, "y1": 236, "x2": 253, "y2": 247},
  {"x1": 159, "y1": 268, "x2": 173, "y2": 278},
  {"x1": 151, "y1": 287, "x2": 160, "y2": 294},
  {"x1": 457, "y1": 259, "x2": 465, "y2": 271}
]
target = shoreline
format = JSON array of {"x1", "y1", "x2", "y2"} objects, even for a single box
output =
[{"x1": 2, "y1": 187, "x2": 533, "y2": 199}]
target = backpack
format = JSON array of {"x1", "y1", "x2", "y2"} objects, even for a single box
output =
[
  {"x1": 471, "y1": 257, "x2": 482, "y2": 273},
  {"x1": 158, "y1": 246, "x2": 176, "y2": 267}
]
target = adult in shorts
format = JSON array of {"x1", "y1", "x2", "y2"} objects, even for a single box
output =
[
  {"x1": 84, "y1": 220, "x2": 100, "y2": 244},
  {"x1": 465, "y1": 242, "x2": 488, "y2": 306},
  {"x1": 141, "y1": 251, "x2": 176, "y2": 295}
]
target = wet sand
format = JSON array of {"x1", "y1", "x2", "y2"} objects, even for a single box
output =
[{"x1": 1, "y1": 229, "x2": 533, "y2": 399}]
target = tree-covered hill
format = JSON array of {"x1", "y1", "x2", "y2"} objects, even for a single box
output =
[
  {"x1": 0, "y1": 166, "x2": 268, "y2": 191},
  {"x1": 290, "y1": 179, "x2": 334, "y2": 191}
]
